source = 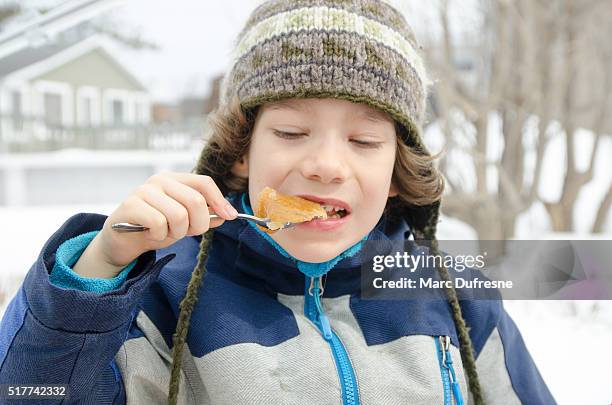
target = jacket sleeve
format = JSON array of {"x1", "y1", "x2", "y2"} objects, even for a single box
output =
[
  {"x1": 48, "y1": 230, "x2": 137, "y2": 293},
  {"x1": 0, "y1": 213, "x2": 175, "y2": 404},
  {"x1": 461, "y1": 299, "x2": 556, "y2": 405}
]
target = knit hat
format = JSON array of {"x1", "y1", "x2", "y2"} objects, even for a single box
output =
[
  {"x1": 168, "y1": 2, "x2": 484, "y2": 404},
  {"x1": 220, "y1": 0, "x2": 431, "y2": 151}
]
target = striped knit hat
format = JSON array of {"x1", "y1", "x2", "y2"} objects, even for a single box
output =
[{"x1": 219, "y1": 0, "x2": 432, "y2": 154}]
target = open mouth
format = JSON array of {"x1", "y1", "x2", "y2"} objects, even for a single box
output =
[
  {"x1": 320, "y1": 205, "x2": 349, "y2": 219},
  {"x1": 296, "y1": 194, "x2": 352, "y2": 221}
]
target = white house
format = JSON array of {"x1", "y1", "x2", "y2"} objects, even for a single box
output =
[{"x1": 0, "y1": 33, "x2": 150, "y2": 144}]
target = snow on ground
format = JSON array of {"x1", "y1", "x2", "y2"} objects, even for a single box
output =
[
  {"x1": 0, "y1": 204, "x2": 115, "y2": 314},
  {"x1": 1, "y1": 205, "x2": 611, "y2": 404},
  {"x1": 504, "y1": 300, "x2": 612, "y2": 405},
  {"x1": 0, "y1": 204, "x2": 116, "y2": 276}
]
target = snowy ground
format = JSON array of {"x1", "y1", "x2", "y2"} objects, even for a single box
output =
[
  {"x1": 1, "y1": 205, "x2": 611, "y2": 404},
  {"x1": 0, "y1": 204, "x2": 116, "y2": 315},
  {"x1": 504, "y1": 300, "x2": 612, "y2": 404}
]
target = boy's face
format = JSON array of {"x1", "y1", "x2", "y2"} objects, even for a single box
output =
[{"x1": 234, "y1": 98, "x2": 398, "y2": 263}]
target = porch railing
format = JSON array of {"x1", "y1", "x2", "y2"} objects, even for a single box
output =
[{"x1": 0, "y1": 115, "x2": 209, "y2": 153}]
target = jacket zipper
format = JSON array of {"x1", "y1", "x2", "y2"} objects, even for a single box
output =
[
  {"x1": 435, "y1": 335, "x2": 464, "y2": 405},
  {"x1": 304, "y1": 276, "x2": 360, "y2": 405}
]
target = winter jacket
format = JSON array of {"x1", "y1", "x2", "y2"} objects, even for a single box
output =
[{"x1": 0, "y1": 193, "x2": 556, "y2": 404}]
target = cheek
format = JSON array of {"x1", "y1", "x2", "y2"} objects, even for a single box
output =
[
  {"x1": 360, "y1": 149, "x2": 395, "y2": 184},
  {"x1": 356, "y1": 154, "x2": 395, "y2": 210},
  {"x1": 363, "y1": 178, "x2": 392, "y2": 209},
  {"x1": 250, "y1": 133, "x2": 291, "y2": 169},
  {"x1": 247, "y1": 140, "x2": 294, "y2": 192}
]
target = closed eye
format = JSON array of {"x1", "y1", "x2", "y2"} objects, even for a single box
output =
[
  {"x1": 273, "y1": 130, "x2": 307, "y2": 139},
  {"x1": 350, "y1": 139, "x2": 383, "y2": 149},
  {"x1": 274, "y1": 130, "x2": 383, "y2": 149}
]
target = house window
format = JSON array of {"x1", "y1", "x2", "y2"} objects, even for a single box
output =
[
  {"x1": 11, "y1": 92, "x2": 22, "y2": 116},
  {"x1": 112, "y1": 99, "x2": 124, "y2": 125},
  {"x1": 77, "y1": 87, "x2": 100, "y2": 127},
  {"x1": 135, "y1": 102, "x2": 149, "y2": 124},
  {"x1": 44, "y1": 93, "x2": 63, "y2": 126},
  {"x1": 11, "y1": 91, "x2": 23, "y2": 131},
  {"x1": 33, "y1": 81, "x2": 72, "y2": 127},
  {"x1": 81, "y1": 97, "x2": 92, "y2": 126}
]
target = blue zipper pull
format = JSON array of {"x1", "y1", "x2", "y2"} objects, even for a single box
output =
[
  {"x1": 441, "y1": 336, "x2": 464, "y2": 405},
  {"x1": 318, "y1": 311, "x2": 333, "y2": 341},
  {"x1": 310, "y1": 277, "x2": 333, "y2": 340}
]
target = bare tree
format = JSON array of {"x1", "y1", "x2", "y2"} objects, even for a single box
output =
[
  {"x1": 543, "y1": 0, "x2": 612, "y2": 233},
  {"x1": 0, "y1": 3, "x2": 157, "y2": 51},
  {"x1": 426, "y1": 0, "x2": 611, "y2": 239},
  {"x1": 0, "y1": 3, "x2": 20, "y2": 28}
]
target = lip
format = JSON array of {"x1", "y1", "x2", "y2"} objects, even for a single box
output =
[
  {"x1": 295, "y1": 194, "x2": 352, "y2": 231},
  {"x1": 296, "y1": 213, "x2": 350, "y2": 231},
  {"x1": 296, "y1": 195, "x2": 352, "y2": 213}
]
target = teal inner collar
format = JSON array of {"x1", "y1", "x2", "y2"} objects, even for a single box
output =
[{"x1": 240, "y1": 193, "x2": 367, "y2": 278}]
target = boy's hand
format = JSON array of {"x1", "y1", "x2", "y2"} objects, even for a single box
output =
[{"x1": 73, "y1": 173, "x2": 238, "y2": 279}]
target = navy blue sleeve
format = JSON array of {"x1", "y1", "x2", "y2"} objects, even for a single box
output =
[
  {"x1": 0, "y1": 213, "x2": 176, "y2": 404},
  {"x1": 496, "y1": 308, "x2": 556, "y2": 404},
  {"x1": 460, "y1": 299, "x2": 556, "y2": 404}
]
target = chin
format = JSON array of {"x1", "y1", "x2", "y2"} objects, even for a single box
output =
[
  {"x1": 291, "y1": 251, "x2": 338, "y2": 263},
  {"x1": 283, "y1": 241, "x2": 350, "y2": 263}
]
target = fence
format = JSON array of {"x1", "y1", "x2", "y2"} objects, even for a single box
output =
[{"x1": 0, "y1": 115, "x2": 209, "y2": 153}]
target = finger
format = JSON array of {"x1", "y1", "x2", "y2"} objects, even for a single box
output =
[
  {"x1": 137, "y1": 184, "x2": 189, "y2": 240},
  {"x1": 147, "y1": 176, "x2": 212, "y2": 236},
  {"x1": 208, "y1": 206, "x2": 226, "y2": 229},
  {"x1": 121, "y1": 195, "x2": 168, "y2": 242},
  {"x1": 157, "y1": 173, "x2": 238, "y2": 220}
]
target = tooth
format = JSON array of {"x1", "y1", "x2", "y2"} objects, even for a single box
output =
[{"x1": 320, "y1": 203, "x2": 347, "y2": 212}]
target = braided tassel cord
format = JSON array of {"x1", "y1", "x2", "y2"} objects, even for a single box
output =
[{"x1": 167, "y1": 230, "x2": 214, "y2": 405}]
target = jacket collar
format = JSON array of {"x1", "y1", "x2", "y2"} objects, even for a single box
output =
[{"x1": 212, "y1": 193, "x2": 411, "y2": 291}]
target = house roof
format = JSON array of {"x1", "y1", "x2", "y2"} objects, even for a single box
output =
[
  {"x1": 0, "y1": 0, "x2": 124, "y2": 59},
  {"x1": 0, "y1": 36, "x2": 83, "y2": 78},
  {"x1": 0, "y1": 34, "x2": 147, "y2": 91}
]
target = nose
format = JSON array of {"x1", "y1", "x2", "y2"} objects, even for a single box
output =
[{"x1": 300, "y1": 135, "x2": 349, "y2": 184}]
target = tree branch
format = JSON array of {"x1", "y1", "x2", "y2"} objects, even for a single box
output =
[{"x1": 592, "y1": 186, "x2": 612, "y2": 233}]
